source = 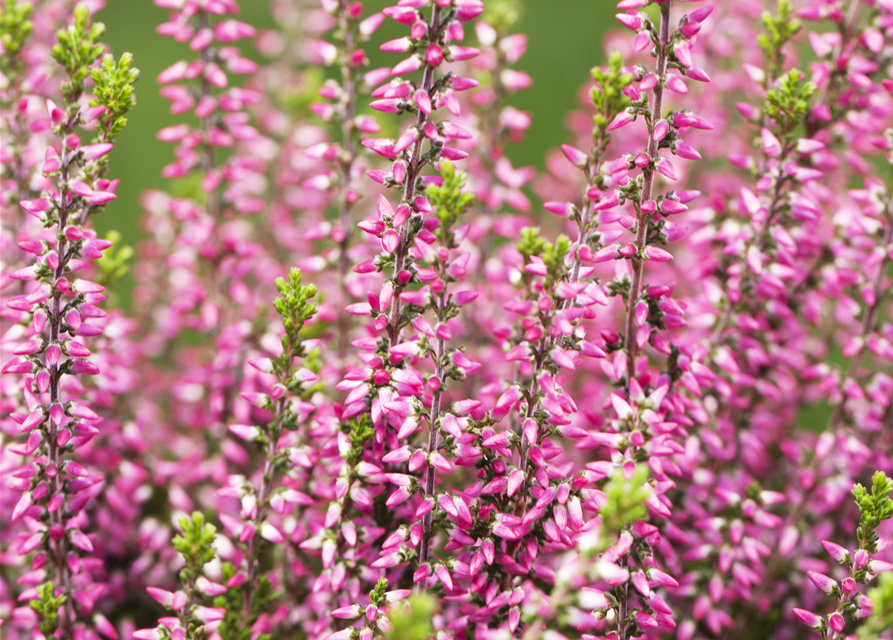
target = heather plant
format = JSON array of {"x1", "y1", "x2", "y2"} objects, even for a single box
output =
[
  {"x1": 1, "y1": 3, "x2": 137, "y2": 637},
  {"x1": 2, "y1": 0, "x2": 893, "y2": 639}
]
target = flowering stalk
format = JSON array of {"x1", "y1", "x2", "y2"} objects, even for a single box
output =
[
  {"x1": 4, "y1": 6, "x2": 137, "y2": 637},
  {"x1": 155, "y1": 0, "x2": 259, "y2": 219},
  {"x1": 361, "y1": 0, "x2": 482, "y2": 342},
  {"x1": 414, "y1": 160, "x2": 474, "y2": 571},
  {"x1": 794, "y1": 472, "x2": 893, "y2": 638},
  {"x1": 620, "y1": 0, "x2": 672, "y2": 377},
  {"x1": 224, "y1": 268, "x2": 318, "y2": 627},
  {"x1": 309, "y1": 0, "x2": 385, "y2": 362},
  {"x1": 711, "y1": 0, "x2": 815, "y2": 344},
  {"x1": 136, "y1": 513, "x2": 228, "y2": 640}
]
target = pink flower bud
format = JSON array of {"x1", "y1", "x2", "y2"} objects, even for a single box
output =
[
  {"x1": 806, "y1": 571, "x2": 837, "y2": 594},
  {"x1": 792, "y1": 608, "x2": 823, "y2": 630}
]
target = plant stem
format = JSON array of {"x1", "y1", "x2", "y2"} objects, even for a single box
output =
[
  {"x1": 386, "y1": 7, "x2": 442, "y2": 344},
  {"x1": 623, "y1": 0, "x2": 671, "y2": 383}
]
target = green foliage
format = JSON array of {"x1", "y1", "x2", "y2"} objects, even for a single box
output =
[
  {"x1": 171, "y1": 172, "x2": 209, "y2": 204},
  {"x1": 765, "y1": 69, "x2": 816, "y2": 138},
  {"x1": 757, "y1": 0, "x2": 801, "y2": 82},
  {"x1": 591, "y1": 51, "x2": 633, "y2": 132},
  {"x1": 172, "y1": 512, "x2": 218, "y2": 588},
  {"x1": 52, "y1": 4, "x2": 106, "y2": 100},
  {"x1": 481, "y1": 0, "x2": 522, "y2": 33},
  {"x1": 542, "y1": 234, "x2": 572, "y2": 281},
  {"x1": 272, "y1": 268, "x2": 318, "y2": 382},
  {"x1": 281, "y1": 67, "x2": 325, "y2": 120},
  {"x1": 517, "y1": 227, "x2": 546, "y2": 262},
  {"x1": 214, "y1": 563, "x2": 275, "y2": 640},
  {"x1": 852, "y1": 471, "x2": 893, "y2": 555},
  {"x1": 385, "y1": 593, "x2": 438, "y2": 640},
  {"x1": 425, "y1": 160, "x2": 474, "y2": 246},
  {"x1": 94, "y1": 230, "x2": 133, "y2": 292},
  {"x1": 858, "y1": 572, "x2": 893, "y2": 640},
  {"x1": 0, "y1": 0, "x2": 33, "y2": 62},
  {"x1": 343, "y1": 414, "x2": 375, "y2": 467},
  {"x1": 30, "y1": 582, "x2": 66, "y2": 637},
  {"x1": 369, "y1": 577, "x2": 390, "y2": 607},
  {"x1": 600, "y1": 465, "x2": 650, "y2": 535},
  {"x1": 90, "y1": 51, "x2": 139, "y2": 141},
  {"x1": 516, "y1": 227, "x2": 571, "y2": 289}
]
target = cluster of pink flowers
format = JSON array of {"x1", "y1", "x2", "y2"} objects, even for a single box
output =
[{"x1": 2, "y1": 0, "x2": 892, "y2": 639}]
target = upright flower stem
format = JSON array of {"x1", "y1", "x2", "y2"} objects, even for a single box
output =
[
  {"x1": 418, "y1": 287, "x2": 445, "y2": 568},
  {"x1": 385, "y1": 7, "x2": 443, "y2": 344},
  {"x1": 234, "y1": 269, "x2": 317, "y2": 624},
  {"x1": 623, "y1": 0, "x2": 670, "y2": 380},
  {"x1": 4, "y1": 8, "x2": 137, "y2": 637}
]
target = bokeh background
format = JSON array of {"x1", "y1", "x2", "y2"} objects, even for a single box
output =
[{"x1": 94, "y1": 0, "x2": 615, "y2": 255}]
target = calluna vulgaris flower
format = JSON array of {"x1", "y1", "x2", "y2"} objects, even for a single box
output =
[{"x1": 2, "y1": 0, "x2": 892, "y2": 639}]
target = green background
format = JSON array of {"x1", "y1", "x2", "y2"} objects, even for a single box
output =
[{"x1": 95, "y1": 0, "x2": 614, "y2": 246}]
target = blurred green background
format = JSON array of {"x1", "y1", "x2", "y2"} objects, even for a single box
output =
[{"x1": 95, "y1": 0, "x2": 614, "y2": 247}]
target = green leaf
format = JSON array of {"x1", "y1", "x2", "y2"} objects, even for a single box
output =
[
  {"x1": 852, "y1": 471, "x2": 893, "y2": 554},
  {"x1": 591, "y1": 51, "x2": 633, "y2": 132},
  {"x1": 52, "y1": 4, "x2": 106, "y2": 101},
  {"x1": 0, "y1": 0, "x2": 33, "y2": 63},
  {"x1": 600, "y1": 464, "x2": 650, "y2": 535},
  {"x1": 93, "y1": 230, "x2": 133, "y2": 291},
  {"x1": 30, "y1": 582, "x2": 67, "y2": 637},
  {"x1": 757, "y1": 0, "x2": 801, "y2": 82},
  {"x1": 425, "y1": 159, "x2": 474, "y2": 245},
  {"x1": 271, "y1": 268, "x2": 318, "y2": 379},
  {"x1": 384, "y1": 593, "x2": 438, "y2": 640},
  {"x1": 90, "y1": 51, "x2": 140, "y2": 141},
  {"x1": 172, "y1": 512, "x2": 219, "y2": 585}
]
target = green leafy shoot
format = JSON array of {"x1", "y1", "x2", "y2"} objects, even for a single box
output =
[
  {"x1": 369, "y1": 577, "x2": 390, "y2": 607},
  {"x1": 591, "y1": 51, "x2": 633, "y2": 134},
  {"x1": 90, "y1": 51, "x2": 139, "y2": 142},
  {"x1": 515, "y1": 227, "x2": 570, "y2": 289},
  {"x1": 272, "y1": 268, "x2": 318, "y2": 382},
  {"x1": 757, "y1": 0, "x2": 801, "y2": 83},
  {"x1": 384, "y1": 593, "x2": 438, "y2": 640},
  {"x1": 30, "y1": 582, "x2": 67, "y2": 638},
  {"x1": 542, "y1": 234, "x2": 572, "y2": 284},
  {"x1": 0, "y1": 0, "x2": 33, "y2": 65},
  {"x1": 52, "y1": 4, "x2": 106, "y2": 101},
  {"x1": 213, "y1": 563, "x2": 275, "y2": 640},
  {"x1": 343, "y1": 414, "x2": 375, "y2": 467},
  {"x1": 172, "y1": 512, "x2": 218, "y2": 590},
  {"x1": 852, "y1": 471, "x2": 893, "y2": 555},
  {"x1": 600, "y1": 464, "x2": 651, "y2": 536},
  {"x1": 480, "y1": 0, "x2": 522, "y2": 34},
  {"x1": 517, "y1": 227, "x2": 546, "y2": 262},
  {"x1": 764, "y1": 69, "x2": 816, "y2": 140},
  {"x1": 425, "y1": 160, "x2": 474, "y2": 246},
  {"x1": 94, "y1": 230, "x2": 133, "y2": 291}
]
